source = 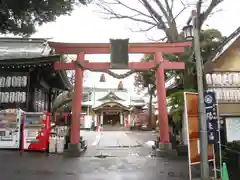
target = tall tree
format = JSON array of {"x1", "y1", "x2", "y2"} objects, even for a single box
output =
[
  {"x1": 96, "y1": 0, "x2": 224, "y2": 41},
  {"x1": 96, "y1": 0, "x2": 224, "y2": 127},
  {"x1": 0, "y1": 0, "x2": 88, "y2": 36},
  {"x1": 167, "y1": 29, "x2": 226, "y2": 109},
  {"x1": 96, "y1": 0, "x2": 224, "y2": 85}
]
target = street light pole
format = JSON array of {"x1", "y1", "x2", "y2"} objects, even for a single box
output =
[{"x1": 192, "y1": 10, "x2": 209, "y2": 180}]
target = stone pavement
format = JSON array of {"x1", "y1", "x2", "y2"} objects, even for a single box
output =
[
  {"x1": 0, "y1": 151, "x2": 197, "y2": 180},
  {"x1": 125, "y1": 131, "x2": 157, "y2": 147},
  {"x1": 81, "y1": 131, "x2": 141, "y2": 148},
  {"x1": 98, "y1": 131, "x2": 140, "y2": 147},
  {"x1": 0, "y1": 131, "x2": 206, "y2": 180}
]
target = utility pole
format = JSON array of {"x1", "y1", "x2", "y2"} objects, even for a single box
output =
[{"x1": 192, "y1": 10, "x2": 210, "y2": 179}]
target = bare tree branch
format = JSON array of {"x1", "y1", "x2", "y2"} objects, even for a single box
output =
[
  {"x1": 199, "y1": 0, "x2": 224, "y2": 28},
  {"x1": 97, "y1": 4, "x2": 157, "y2": 25},
  {"x1": 130, "y1": 24, "x2": 156, "y2": 33},
  {"x1": 170, "y1": 0, "x2": 174, "y2": 11},
  {"x1": 164, "y1": 0, "x2": 174, "y2": 19},
  {"x1": 140, "y1": 0, "x2": 167, "y2": 29},
  {"x1": 153, "y1": 0, "x2": 171, "y2": 22},
  {"x1": 96, "y1": 0, "x2": 158, "y2": 26},
  {"x1": 206, "y1": 8, "x2": 223, "y2": 19},
  {"x1": 109, "y1": 0, "x2": 155, "y2": 20},
  {"x1": 174, "y1": 5, "x2": 189, "y2": 21},
  {"x1": 95, "y1": 0, "x2": 224, "y2": 42},
  {"x1": 145, "y1": 33, "x2": 167, "y2": 42},
  {"x1": 137, "y1": 0, "x2": 161, "y2": 25}
]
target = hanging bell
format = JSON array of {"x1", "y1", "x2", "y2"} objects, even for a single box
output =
[
  {"x1": 110, "y1": 39, "x2": 129, "y2": 69},
  {"x1": 118, "y1": 81, "x2": 124, "y2": 90},
  {"x1": 99, "y1": 73, "x2": 106, "y2": 82}
]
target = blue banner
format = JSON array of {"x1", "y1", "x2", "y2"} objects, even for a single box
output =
[{"x1": 204, "y1": 91, "x2": 219, "y2": 144}]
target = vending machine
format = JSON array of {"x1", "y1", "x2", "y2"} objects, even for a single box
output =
[
  {"x1": 81, "y1": 113, "x2": 92, "y2": 129},
  {"x1": 22, "y1": 112, "x2": 50, "y2": 151},
  {"x1": 0, "y1": 109, "x2": 22, "y2": 149}
]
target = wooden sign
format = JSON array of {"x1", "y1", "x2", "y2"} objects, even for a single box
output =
[
  {"x1": 184, "y1": 92, "x2": 216, "y2": 179},
  {"x1": 110, "y1": 39, "x2": 129, "y2": 69}
]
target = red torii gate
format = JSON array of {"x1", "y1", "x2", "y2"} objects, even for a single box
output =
[{"x1": 48, "y1": 41, "x2": 191, "y2": 155}]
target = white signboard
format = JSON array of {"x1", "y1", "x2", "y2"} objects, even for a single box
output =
[
  {"x1": 225, "y1": 117, "x2": 240, "y2": 142},
  {"x1": 82, "y1": 115, "x2": 92, "y2": 129}
]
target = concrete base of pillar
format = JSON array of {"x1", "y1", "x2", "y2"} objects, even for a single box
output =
[
  {"x1": 155, "y1": 143, "x2": 177, "y2": 157},
  {"x1": 159, "y1": 143, "x2": 172, "y2": 150},
  {"x1": 67, "y1": 143, "x2": 82, "y2": 157}
]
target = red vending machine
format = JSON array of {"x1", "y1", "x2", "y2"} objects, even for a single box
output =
[{"x1": 22, "y1": 112, "x2": 50, "y2": 151}]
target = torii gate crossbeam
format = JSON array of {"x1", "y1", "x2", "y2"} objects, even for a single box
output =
[{"x1": 48, "y1": 41, "x2": 191, "y2": 156}]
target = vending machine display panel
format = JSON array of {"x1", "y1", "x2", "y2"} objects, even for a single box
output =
[
  {"x1": 22, "y1": 112, "x2": 50, "y2": 151},
  {"x1": 0, "y1": 109, "x2": 22, "y2": 149}
]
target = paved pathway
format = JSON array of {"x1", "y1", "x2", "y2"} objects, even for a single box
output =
[
  {"x1": 0, "y1": 131, "x2": 206, "y2": 180},
  {"x1": 81, "y1": 131, "x2": 141, "y2": 148},
  {"x1": 0, "y1": 152, "x2": 193, "y2": 180},
  {"x1": 98, "y1": 131, "x2": 140, "y2": 147}
]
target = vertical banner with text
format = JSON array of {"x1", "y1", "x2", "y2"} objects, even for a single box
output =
[{"x1": 204, "y1": 91, "x2": 219, "y2": 144}]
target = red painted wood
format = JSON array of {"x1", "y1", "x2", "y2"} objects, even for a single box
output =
[
  {"x1": 48, "y1": 41, "x2": 192, "y2": 54},
  {"x1": 84, "y1": 61, "x2": 158, "y2": 71},
  {"x1": 70, "y1": 53, "x2": 84, "y2": 144},
  {"x1": 54, "y1": 46, "x2": 185, "y2": 54},
  {"x1": 54, "y1": 61, "x2": 185, "y2": 71},
  {"x1": 48, "y1": 41, "x2": 192, "y2": 48},
  {"x1": 155, "y1": 52, "x2": 170, "y2": 144}
]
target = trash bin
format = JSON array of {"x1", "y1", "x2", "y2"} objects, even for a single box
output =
[
  {"x1": 56, "y1": 136, "x2": 65, "y2": 153},
  {"x1": 49, "y1": 135, "x2": 57, "y2": 153}
]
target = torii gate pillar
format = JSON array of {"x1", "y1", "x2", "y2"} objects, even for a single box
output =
[
  {"x1": 155, "y1": 52, "x2": 171, "y2": 150},
  {"x1": 68, "y1": 53, "x2": 84, "y2": 155}
]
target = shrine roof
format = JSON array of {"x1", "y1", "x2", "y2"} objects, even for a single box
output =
[
  {"x1": 95, "y1": 91, "x2": 130, "y2": 102},
  {"x1": 81, "y1": 88, "x2": 146, "y2": 107},
  {"x1": 0, "y1": 37, "x2": 52, "y2": 60},
  {"x1": 97, "y1": 91, "x2": 125, "y2": 101},
  {"x1": 92, "y1": 101, "x2": 130, "y2": 111},
  {"x1": 83, "y1": 87, "x2": 128, "y2": 92},
  {"x1": 0, "y1": 37, "x2": 72, "y2": 90},
  {"x1": 205, "y1": 26, "x2": 240, "y2": 65}
]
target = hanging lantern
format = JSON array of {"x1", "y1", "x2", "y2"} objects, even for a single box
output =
[
  {"x1": 118, "y1": 81, "x2": 124, "y2": 90},
  {"x1": 110, "y1": 39, "x2": 129, "y2": 69},
  {"x1": 99, "y1": 73, "x2": 106, "y2": 82}
]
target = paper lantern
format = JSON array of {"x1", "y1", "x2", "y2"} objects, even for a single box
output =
[
  {"x1": 118, "y1": 81, "x2": 124, "y2": 89},
  {"x1": 99, "y1": 73, "x2": 106, "y2": 82}
]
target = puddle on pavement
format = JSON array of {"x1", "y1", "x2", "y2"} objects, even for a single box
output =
[
  {"x1": 147, "y1": 154, "x2": 157, "y2": 158},
  {"x1": 94, "y1": 154, "x2": 116, "y2": 158},
  {"x1": 93, "y1": 151, "x2": 156, "y2": 158},
  {"x1": 103, "y1": 145, "x2": 143, "y2": 148}
]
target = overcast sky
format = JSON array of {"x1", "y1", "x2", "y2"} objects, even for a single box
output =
[{"x1": 30, "y1": 0, "x2": 239, "y2": 92}]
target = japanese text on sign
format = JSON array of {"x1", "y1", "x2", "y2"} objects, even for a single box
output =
[{"x1": 204, "y1": 91, "x2": 218, "y2": 144}]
